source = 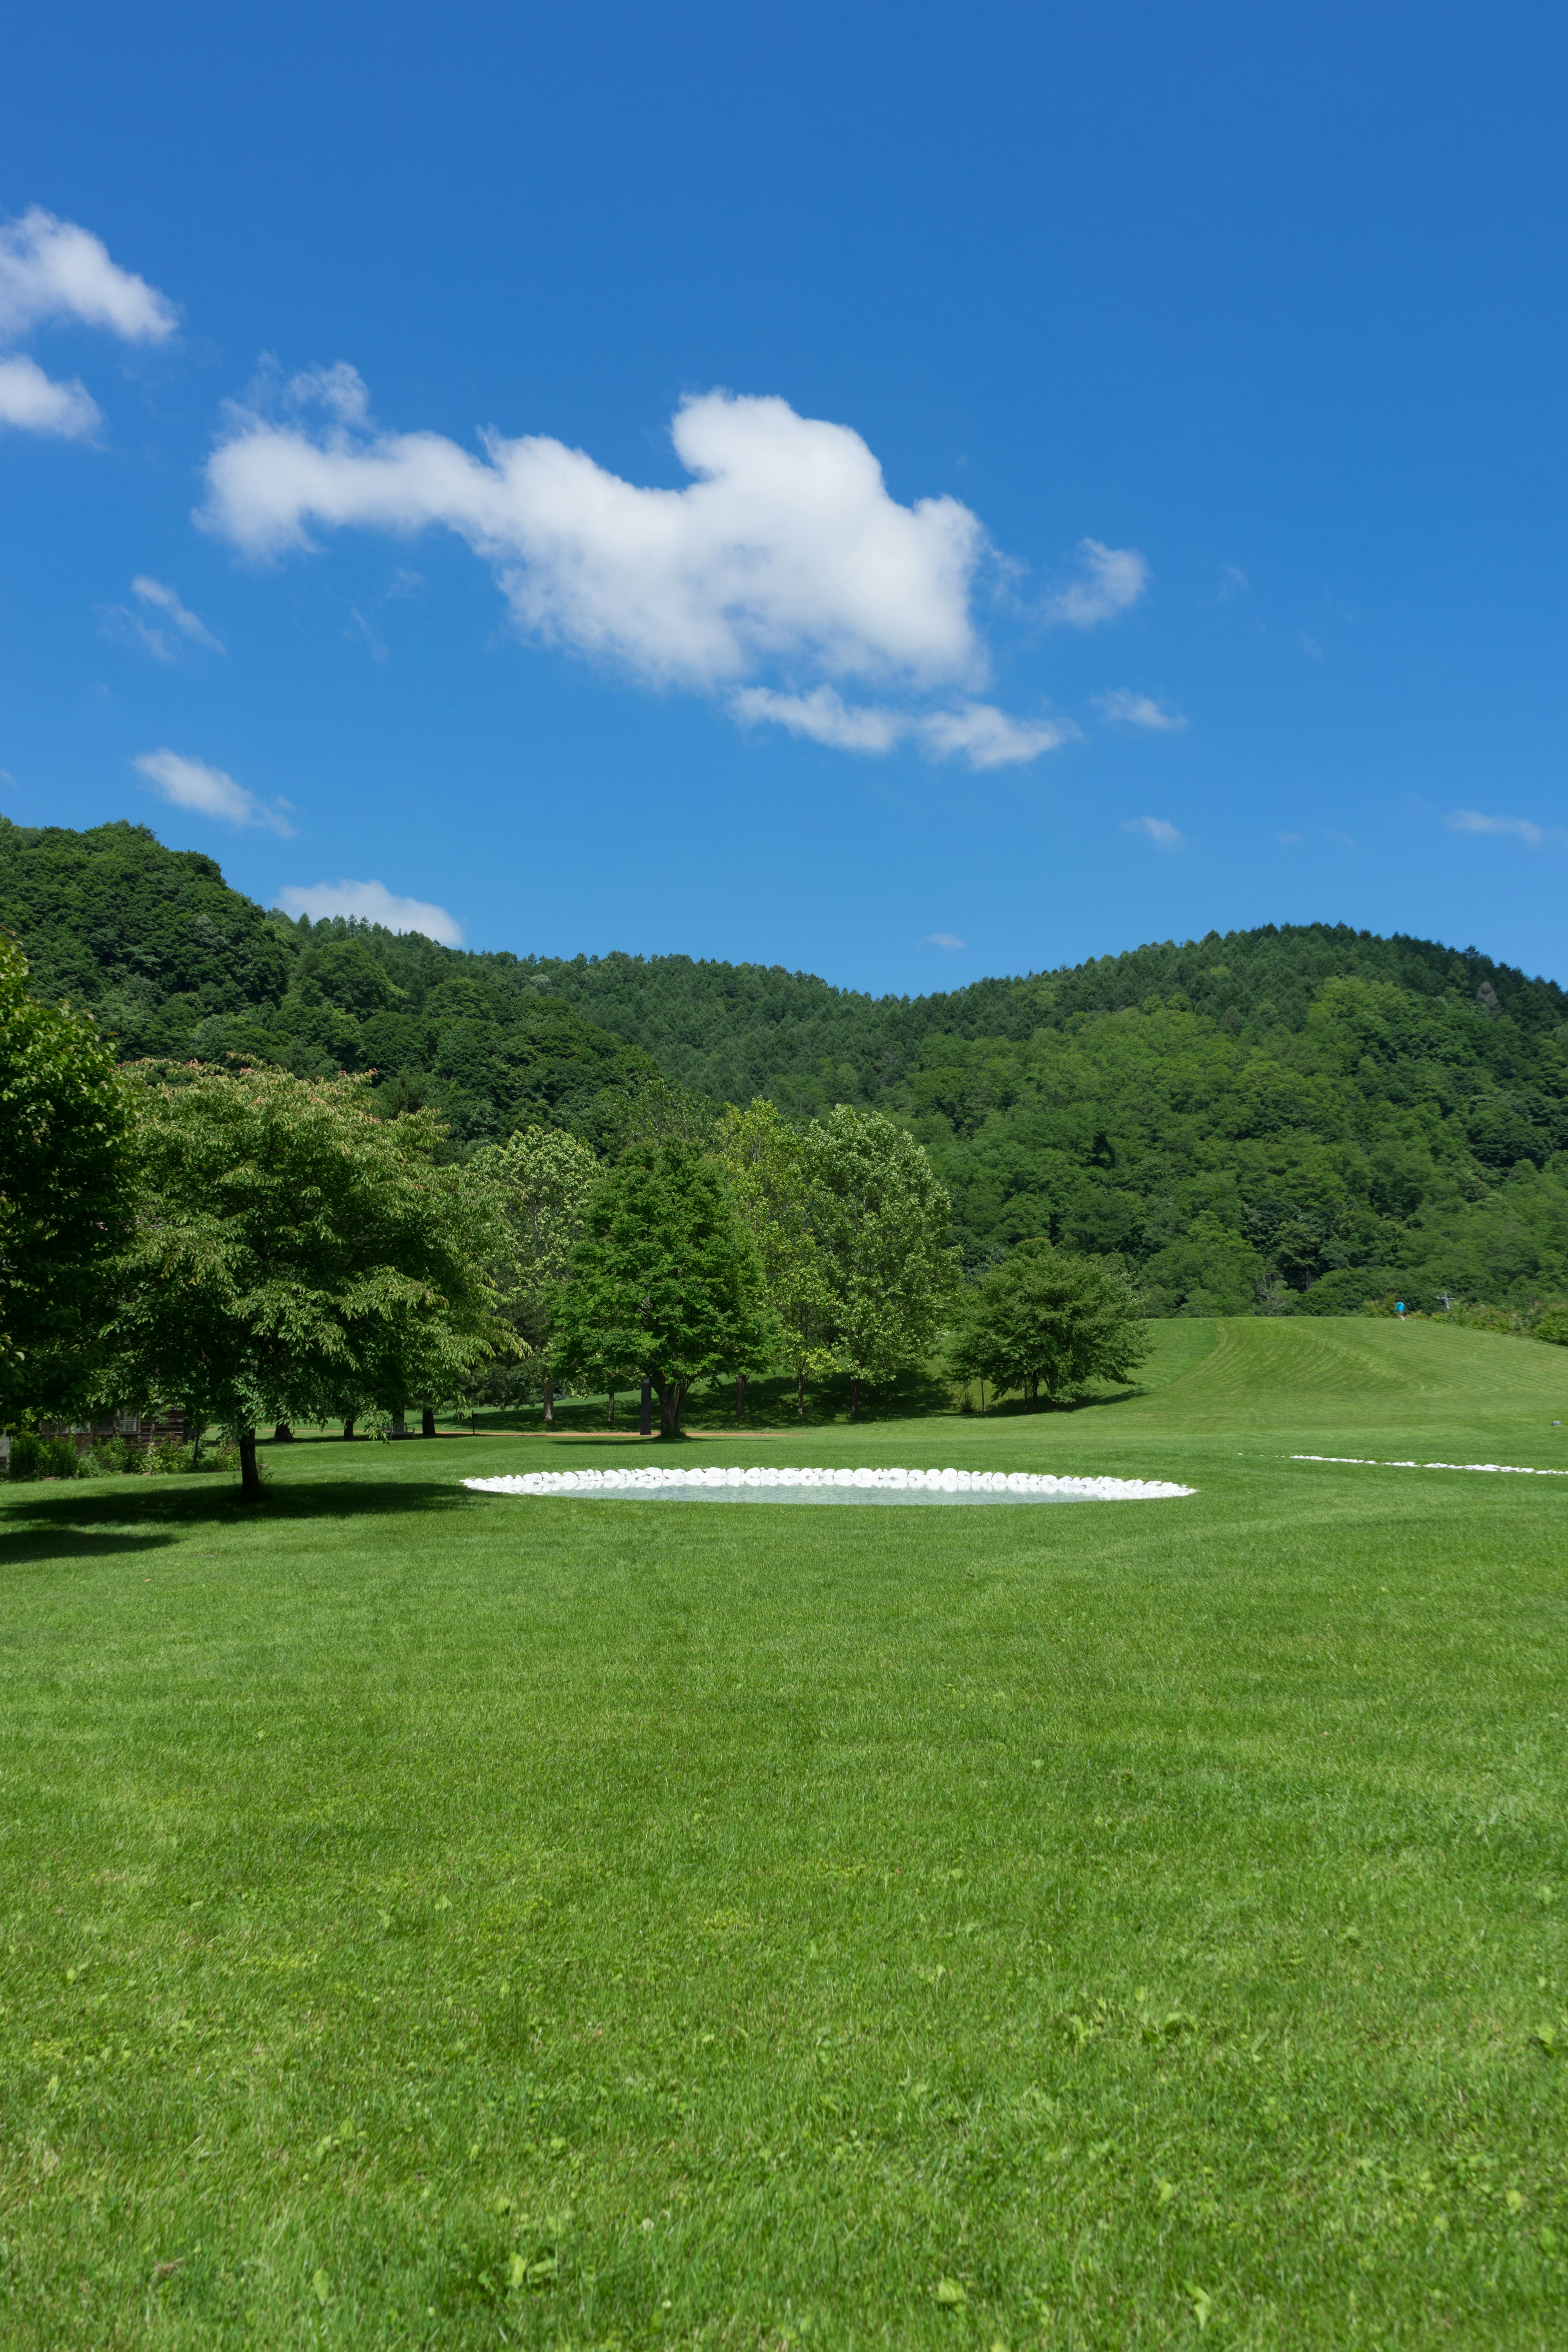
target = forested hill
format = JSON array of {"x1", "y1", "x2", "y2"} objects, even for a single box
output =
[
  {"x1": 531, "y1": 931, "x2": 1568, "y2": 1113},
  {"x1": 0, "y1": 816, "x2": 660, "y2": 1143},
  {"x1": 3, "y1": 811, "x2": 1566, "y2": 1317}
]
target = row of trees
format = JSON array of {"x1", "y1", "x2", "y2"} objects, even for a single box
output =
[
  {"x1": 477, "y1": 1098, "x2": 959, "y2": 1438},
  {"x1": 2, "y1": 936, "x2": 1152, "y2": 1498}
]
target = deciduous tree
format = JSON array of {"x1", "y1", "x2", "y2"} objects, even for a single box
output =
[
  {"x1": 802, "y1": 1106, "x2": 958, "y2": 1415},
  {"x1": 948, "y1": 1237, "x2": 1149, "y2": 1406},
  {"x1": 0, "y1": 934, "x2": 131, "y2": 1421},
  {"x1": 473, "y1": 1123, "x2": 600, "y2": 1421},
  {"x1": 717, "y1": 1098, "x2": 834, "y2": 1417},
  {"x1": 102, "y1": 1065, "x2": 497, "y2": 1499},
  {"x1": 552, "y1": 1140, "x2": 770, "y2": 1437}
]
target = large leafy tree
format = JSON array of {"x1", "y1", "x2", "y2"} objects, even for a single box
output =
[
  {"x1": 552, "y1": 1140, "x2": 771, "y2": 1437},
  {"x1": 472, "y1": 1123, "x2": 600, "y2": 1419},
  {"x1": 0, "y1": 934, "x2": 132, "y2": 1422},
  {"x1": 948, "y1": 1238, "x2": 1150, "y2": 1406},
  {"x1": 717, "y1": 1098, "x2": 834, "y2": 1417},
  {"x1": 802, "y1": 1105, "x2": 959, "y2": 1415},
  {"x1": 102, "y1": 1065, "x2": 498, "y2": 1498}
]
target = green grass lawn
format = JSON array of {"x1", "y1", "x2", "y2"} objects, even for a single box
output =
[{"x1": 3, "y1": 1320, "x2": 1566, "y2": 2349}]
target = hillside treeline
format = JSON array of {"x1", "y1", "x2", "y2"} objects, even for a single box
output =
[{"x1": 3, "y1": 813, "x2": 1566, "y2": 1316}]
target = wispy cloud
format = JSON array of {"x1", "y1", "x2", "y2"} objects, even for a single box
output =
[
  {"x1": 1120, "y1": 815, "x2": 1183, "y2": 851},
  {"x1": 276, "y1": 878, "x2": 464, "y2": 946},
  {"x1": 101, "y1": 575, "x2": 224, "y2": 661},
  {"x1": 1044, "y1": 539, "x2": 1150, "y2": 628},
  {"x1": 0, "y1": 207, "x2": 176, "y2": 441},
  {"x1": 919, "y1": 931, "x2": 967, "y2": 950},
  {"x1": 0, "y1": 353, "x2": 100, "y2": 438},
  {"x1": 730, "y1": 685, "x2": 1078, "y2": 768},
  {"x1": 1446, "y1": 808, "x2": 1568, "y2": 848},
  {"x1": 1093, "y1": 689, "x2": 1187, "y2": 732},
  {"x1": 133, "y1": 748, "x2": 292, "y2": 835}
]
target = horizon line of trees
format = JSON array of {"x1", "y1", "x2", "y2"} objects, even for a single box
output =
[{"x1": 6, "y1": 935, "x2": 1564, "y2": 1499}]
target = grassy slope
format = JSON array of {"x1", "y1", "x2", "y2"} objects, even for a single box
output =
[{"x1": 2, "y1": 1324, "x2": 1566, "y2": 2350}]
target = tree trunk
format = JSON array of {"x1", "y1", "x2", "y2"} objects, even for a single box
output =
[
  {"x1": 342, "y1": 1420, "x2": 355, "y2": 1441},
  {"x1": 272, "y1": 1423, "x2": 293, "y2": 1442},
  {"x1": 656, "y1": 1379, "x2": 687, "y2": 1439},
  {"x1": 239, "y1": 1428, "x2": 261, "y2": 1502},
  {"x1": 421, "y1": 1405, "x2": 437, "y2": 1438},
  {"x1": 391, "y1": 1411, "x2": 408, "y2": 1438},
  {"x1": 607, "y1": 1390, "x2": 616, "y2": 1428},
  {"x1": 796, "y1": 1363, "x2": 805, "y2": 1419},
  {"x1": 849, "y1": 1374, "x2": 860, "y2": 1420},
  {"x1": 542, "y1": 1382, "x2": 554, "y2": 1425},
  {"x1": 736, "y1": 1372, "x2": 746, "y2": 1423},
  {"x1": 640, "y1": 1378, "x2": 652, "y2": 1437}
]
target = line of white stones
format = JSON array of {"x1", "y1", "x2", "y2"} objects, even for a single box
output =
[
  {"x1": 1292, "y1": 1454, "x2": 1567, "y2": 1477},
  {"x1": 463, "y1": 1464, "x2": 1194, "y2": 1500}
]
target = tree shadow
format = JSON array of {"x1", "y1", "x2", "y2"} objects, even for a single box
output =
[
  {"x1": 2, "y1": 1526, "x2": 183, "y2": 1568},
  {"x1": 1, "y1": 1475, "x2": 477, "y2": 1555}
]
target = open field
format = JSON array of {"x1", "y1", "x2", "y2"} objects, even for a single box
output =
[{"x1": 2, "y1": 1320, "x2": 1566, "y2": 2348}]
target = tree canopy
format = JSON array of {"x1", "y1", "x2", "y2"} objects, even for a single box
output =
[
  {"x1": 802, "y1": 1105, "x2": 960, "y2": 1410},
  {"x1": 552, "y1": 1141, "x2": 771, "y2": 1437},
  {"x1": 4, "y1": 813, "x2": 1565, "y2": 1318},
  {"x1": 948, "y1": 1237, "x2": 1150, "y2": 1405},
  {"x1": 472, "y1": 1123, "x2": 600, "y2": 1408},
  {"x1": 0, "y1": 934, "x2": 131, "y2": 1420},
  {"x1": 101, "y1": 1065, "x2": 497, "y2": 1496}
]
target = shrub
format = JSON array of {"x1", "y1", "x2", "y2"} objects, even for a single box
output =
[
  {"x1": 6, "y1": 1433, "x2": 80, "y2": 1480},
  {"x1": 1535, "y1": 1307, "x2": 1568, "y2": 1347}
]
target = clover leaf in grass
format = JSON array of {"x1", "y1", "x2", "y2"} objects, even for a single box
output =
[{"x1": 934, "y1": 2277, "x2": 967, "y2": 2307}]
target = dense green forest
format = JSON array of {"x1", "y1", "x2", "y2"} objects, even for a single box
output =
[{"x1": 4, "y1": 811, "x2": 1566, "y2": 1316}]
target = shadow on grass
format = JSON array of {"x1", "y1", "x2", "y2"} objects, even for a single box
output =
[
  {"x1": 1, "y1": 1525, "x2": 184, "y2": 1568},
  {"x1": 0, "y1": 1476, "x2": 475, "y2": 1555}
]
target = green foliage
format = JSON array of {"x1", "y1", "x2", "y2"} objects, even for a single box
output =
[
  {"x1": 552, "y1": 1140, "x2": 771, "y2": 1435},
  {"x1": 0, "y1": 931, "x2": 132, "y2": 1421},
  {"x1": 101, "y1": 1065, "x2": 498, "y2": 1492},
  {"x1": 1535, "y1": 1307, "x2": 1568, "y2": 1346},
  {"x1": 5, "y1": 1431, "x2": 80, "y2": 1480},
  {"x1": 470, "y1": 1124, "x2": 600, "y2": 1405},
  {"x1": 802, "y1": 1105, "x2": 960, "y2": 1398},
  {"x1": 5, "y1": 816, "x2": 1566, "y2": 1318},
  {"x1": 717, "y1": 1099, "x2": 835, "y2": 1403},
  {"x1": 948, "y1": 1236, "x2": 1151, "y2": 1403},
  {"x1": 534, "y1": 935, "x2": 1568, "y2": 1315},
  {"x1": 0, "y1": 816, "x2": 662, "y2": 1145}
]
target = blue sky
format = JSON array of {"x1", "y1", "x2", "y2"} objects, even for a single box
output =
[{"x1": 2, "y1": 0, "x2": 1565, "y2": 992}]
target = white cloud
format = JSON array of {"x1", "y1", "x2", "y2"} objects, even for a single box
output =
[
  {"x1": 133, "y1": 748, "x2": 293, "y2": 835},
  {"x1": 102, "y1": 575, "x2": 225, "y2": 660},
  {"x1": 1446, "y1": 809, "x2": 1568, "y2": 848},
  {"x1": 0, "y1": 208, "x2": 176, "y2": 343},
  {"x1": 133, "y1": 576, "x2": 223, "y2": 648},
  {"x1": 197, "y1": 373, "x2": 1101, "y2": 763},
  {"x1": 1094, "y1": 689, "x2": 1187, "y2": 732},
  {"x1": 1121, "y1": 815, "x2": 1183, "y2": 851},
  {"x1": 0, "y1": 352, "x2": 100, "y2": 438},
  {"x1": 919, "y1": 703, "x2": 1078, "y2": 767},
  {"x1": 203, "y1": 376, "x2": 986, "y2": 690},
  {"x1": 1045, "y1": 539, "x2": 1150, "y2": 627},
  {"x1": 0, "y1": 208, "x2": 176, "y2": 441},
  {"x1": 276, "y1": 878, "x2": 464, "y2": 946},
  {"x1": 920, "y1": 932, "x2": 967, "y2": 950},
  {"x1": 730, "y1": 686, "x2": 906, "y2": 754},
  {"x1": 730, "y1": 686, "x2": 1076, "y2": 768}
]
